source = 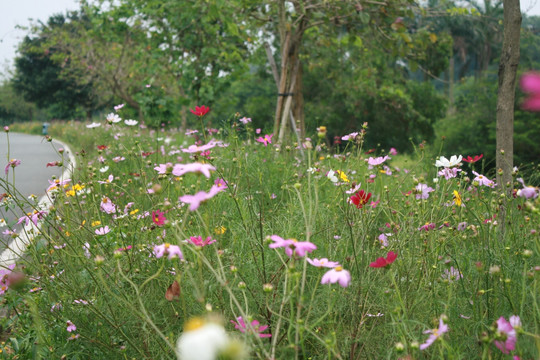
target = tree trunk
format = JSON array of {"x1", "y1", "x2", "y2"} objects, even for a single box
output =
[
  {"x1": 496, "y1": 0, "x2": 521, "y2": 192},
  {"x1": 496, "y1": 0, "x2": 521, "y2": 244}
]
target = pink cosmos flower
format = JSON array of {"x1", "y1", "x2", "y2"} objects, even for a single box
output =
[
  {"x1": 153, "y1": 243, "x2": 183, "y2": 259},
  {"x1": 255, "y1": 128, "x2": 261, "y2": 134},
  {"x1": 4, "y1": 159, "x2": 21, "y2": 175},
  {"x1": 190, "y1": 105, "x2": 210, "y2": 116},
  {"x1": 389, "y1": 147, "x2": 398, "y2": 155},
  {"x1": 494, "y1": 316, "x2": 518, "y2": 354},
  {"x1": 17, "y1": 210, "x2": 47, "y2": 227},
  {"x1": 154, "y1": 163, "x2": 173, "y2": 174},
  {"x1": 341, "y1": 132, "x2": 359, "y2": 141},
  {"x1": 179, "y1": 184, "x2": 224, "y2": 211},
  {"x1": 438, "y1": 167, "x2": 462, "y2": 180},
  {"x1": 306, "y1": 258, "x2": 340, "y2": 268},
  {"x1": 268, "y1": 235, "x2": 316, "y2": 258},
  {"x1": 0, "y1": 264, "x2": 16, "y2": 295},
  {"x1": 472, "y1": 171, "x2": 495, "y2": 188},
  {"x1": 95, "y1": 226, "x2": 111, "y2": 235},
  {"x1": 66, "y1": 320, "x2": 77, "y2": 332},
  {"x1": 98, "y1": 174, "x2": 115, "y2": 184},
  {"x1": 442, "y1": 267, "x2": 462, "y2": 282},
  {"x1": 187, "y1": 235, "x2": 216, "y2": 247},
  {"x1": 369, "y1": 251, "x2": 398, "y2": 268},
  {"x1": 172, "y1": 163, "x2": 216, "y2": 178},
  {"x1": 367, "y1": 156, "x2": 390, "y2": 168},
  {"x1": 321, "y1": 266, "x2": 351, "y2": 287},
  {"x1": 256, "y1": 134, "x2": 273, "y2": 146},
  {"x1": 152, "y1": 210, "x2": 166, "y2": 226},
  {"x1": 415, "y1": 183, "x2": 434, "y2": 200},
  {"x1": 182, "y1": 140, "x2": 219, "y2": 154},
  {"x1": 46, "y1": 178, "x2": 71, "y2": 192},
  {"x1": 100, "y1": 197, "x2": 116, "y2": 214},
  {"x1": 378, "y1": 233, "x2": 391, "y2": 247},
  {"x1": 231, "y1": 316, "x2": 271, "y2": 338},
  {"x1": 239, "y1": 117, "x2": 252, "y2": 125},
  {"x1": 106, "y1": 113, "x2": 122, "y2": 124},
  {"x1": 516, "y1": 178, "x2": 538, "y2": 199},
  {"x1": 214, "y1": 178, "x2": 228, "y2": 189},
  {"x1": 520, "y1": 72, "x2": 540, "y2": 111},
  {"x1": 420, "y1": 316, "x2": 448, "y2": 350}
]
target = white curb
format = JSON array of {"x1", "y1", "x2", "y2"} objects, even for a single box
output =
[{"x1": 0, "y1": 138, "x2": 76, "y2": 266}]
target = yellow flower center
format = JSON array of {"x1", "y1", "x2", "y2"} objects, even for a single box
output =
[
  {"x1": 335, "y1": 266, "x2": 343, "y2": 272},
  {"x1": 184, "y1": 317, "x2": 205, "y2": 332},
  {"x1": 164, "y1": 243, "x2": 170, "y2": 249}
]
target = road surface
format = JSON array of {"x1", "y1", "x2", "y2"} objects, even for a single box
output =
[{"x1": 0, "y1": 132, "x2": 70, "y2": 251}]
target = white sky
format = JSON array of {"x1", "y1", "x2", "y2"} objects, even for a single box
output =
[{"x1": 1, "y1": 0, "x2": 540, "y2": 80}]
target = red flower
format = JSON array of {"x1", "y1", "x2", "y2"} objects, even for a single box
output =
[
  {"x1": 369, "y1": 251, "x2": 398, "y2": 268},
  {"x1": 152, "y1": 210, "x2": 166, "y2": 226},
  {"x1": 365, "y1": 148, "x2": 376, "y2": 154},
  {"x1": 462, "y1": 154, "x2": 483, "y2": 163},
  {"x1": 350, "y1": 190, "x2": 372, "y2": 209},
  {"x1": 46, "y1": 161, "x2": 61, "y2": 167},
  {"x1": 190, "y1": 105, "x2": 210, "y2": 117},
  {"x1": 97, "y1": 145, "x2": 108, "y2": 150}
]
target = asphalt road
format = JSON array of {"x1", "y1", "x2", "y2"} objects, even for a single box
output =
[{"x1": 0, "y1": 132, "x2": 70, "y2": 251}]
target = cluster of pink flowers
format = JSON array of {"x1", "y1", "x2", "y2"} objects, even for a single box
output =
[
  {"x1": 494, "y1": 315, "x2": 520, "y2": 354},
  {"x1": 153, "y1": 243, "x2": 183, "y2": 260}
]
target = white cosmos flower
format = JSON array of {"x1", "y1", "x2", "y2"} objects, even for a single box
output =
[
  {"x1": 176, "y1": 319, "x2": 229, "y2": 360},
  {"x1": 99, "y1": 166, "x2": 109, "y2": 173},
  {"x1": 326, "y1": 170, "x2": 338, "y2": 183},
  {"x1": 124, "y1": 119, "x2": 138, "y2": 126},
  {"x1": 106, "y1": 113, "x2": 122, "y2": 123},
  {"x1": 435, "y1": 155, "x2": 462, "y2": 168},
  {"x1": 86, "y1": 122, "x2": 101, "y2": 128}
]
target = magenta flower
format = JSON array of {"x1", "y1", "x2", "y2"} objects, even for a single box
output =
[
  {"x1": 415, "y1": 183, "x2": 434, "y2": 200},
  {"x1": 463, "y1": 154, "x2": 483, "y2": 163},
  {"x1": 369, "y1": 251, "x2": 398, "y2": 268},
  {"x1": 494, "y1": 316, "x2": 518, "y2": 354},
  {"x1": 472, "y1": 171, "x2": 495, "y2": 188},
  {"x1": 152, "y1": 210, "x2": 166, "y2": 226},
  {"x1": 231, "y1": 316, "x2": 271, "y2": 338},
  {"x1": 520, "y1": 72, "x2": 540, "y2": 111},
  {"x1": 389, "y1": 147, "x2": 398, "y2": 155},
  {"x1": 153, "y1": 243, "x2": 183, "y2": 260},
  {"x1": 420, "y1": 316, "x2": 449, "y2": 350},
  {"x1": 4, "y1": 159, "x2": 21, "y2": 175},
  {"x1": 100, "y1": 197, "x2": 116, "y2": 214},
  {"x1": 172, "y1": 163, "x2": 216, "y2": 178},
  {"x1": 418, "y1": 222, "x2": 436, "y2": 231},
  {"x1": 188, "y1": 235, "x2": 216, "y2": 247},
  {"x1": 66, "y1": 320, "x2": 77, "y2": 332},
  {"x1": 321, "y1": 266, "x2": 351, "y2": 287},
  {"x1": 190, "y1": 105, "x2": 210, "y2": 116},
  {"x1": 95, "y1": 226, "x2": 111, "y2": 235},
  {"x1": 306, "y1": 258, "x2": 340, "y2": 268},
  {"x1": 179, "y1": 184, "x2": 224, "y2": 211},
  {"x1": 256, "y1": 134, "x2": 273, "y2": 146}
]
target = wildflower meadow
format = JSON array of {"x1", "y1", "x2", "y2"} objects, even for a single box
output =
[{"x1": 0, "y1": 108, "x2": 539, "y2": 360}]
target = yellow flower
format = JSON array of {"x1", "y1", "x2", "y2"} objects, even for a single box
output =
[
  {"x1": 129, "y1": 209, "x2": 139, "y2": 215},
  {"x1": 336, "y1": 170, "x2": 350, "y2": 183},
  {"x1": 91, "y1": 220, "x2": 101, "y2": 227},
  {"x1": 214, "y1": 226, "x2": 227, "y2": 235},
  {"x1": 453, "y1": 190, "x2": 462, "y2": 207}
]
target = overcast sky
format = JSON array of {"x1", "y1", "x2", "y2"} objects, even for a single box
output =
[{"x1": 2, "y1": 0, "x2": 540, "y2": 80}]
